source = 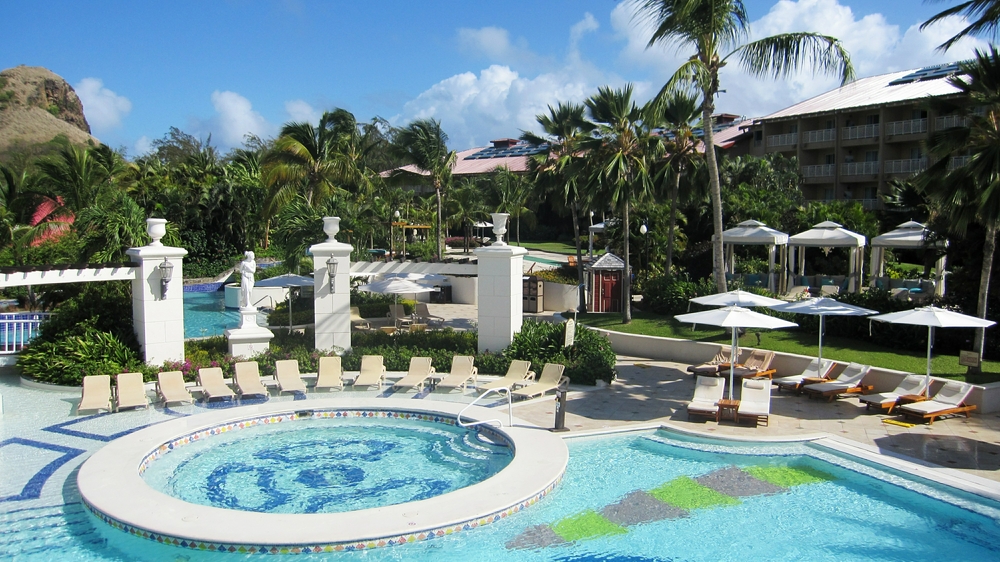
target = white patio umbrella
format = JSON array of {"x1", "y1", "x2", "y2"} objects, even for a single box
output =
[
  {"x1": 380, "y1": 272, "x2": 447, "y2": 284},
  {"x1": 690, "y1": 290, "x2": 785, "y2": 308},
  {"x1": 769, "y1": 298, "x2": 877, "y2": 367},
  {"x1": 869, "y1": 306, "x2": 995, "y2": 395},
  {"x1": 357, "y1": 277, "x2": 436, "y2": 305},
  {"x1": 675, "y1": 306, "x2": 798, "y2": 400},
  {"x1": 255, "y1": 274, "x2": 316, "y2": 332}
]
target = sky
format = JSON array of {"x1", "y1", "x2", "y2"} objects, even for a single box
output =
[{"x1": 0, "y1": 0, "x2": 990, "y2": 156}]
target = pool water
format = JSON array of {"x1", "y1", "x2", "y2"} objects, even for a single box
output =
[
  {"x1": 7, "y1": 431, "x2": 1000, "y2": 560},
  {"x1": 140, "y1": 417, "x2": 513, "y2": 514},
  {"x1": 183, "y1": 291, "x2": 268, "y2": 338}
]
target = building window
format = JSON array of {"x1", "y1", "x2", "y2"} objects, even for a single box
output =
[{"x1": 865, "y1": 150, "x2": 879, "y2": 162}]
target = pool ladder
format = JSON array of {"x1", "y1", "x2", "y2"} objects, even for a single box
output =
[{"x1": 458, "y1": 388, "x2": 513, "y2": 428}]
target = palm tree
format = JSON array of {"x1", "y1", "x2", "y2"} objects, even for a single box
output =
[
  {"x1": 391, "y1": 119, "x2": 456, "y2": 260},
  {"x1": 649, "y1": 89, "x2": 702, "y2": 273},
  {"x1": 490, "y1": 167, "x2": 535, "y2": 246},
  {"x1": 522, "y1": 102, "x2": 595, "y2": 301},
  {"x1": 922, "y1": 0, "x2": 1000, "y2": 51},
  {"x1": 447, "y1": 178, "x2": 488, "y2": 253},
  {"x1": 630, "y1": 0, "x2": 854, "y2": 293},
  {"x1": 35, "y1": 145, "x2": 112, "y2": 212},
  {"x1": 263, "y1": 111, "x2": 350, "y2": 215},
  {"x1": 916, "y1": 46, "x2": 1000, "y2": 370},
  {"x1": 582, "y1": 85, "x2": 662, "y2": 324}
]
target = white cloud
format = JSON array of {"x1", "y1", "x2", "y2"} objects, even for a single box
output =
[
  {"x1": 285, "y1": 99, "x2": 320, "y2": 124},
  {"x1": 133, "y1": 135, "x2": 152, "y2": 157},
  {"x1": 203, "y1": 90, "x2": 275, "y2": 148},
  {"x1": 74, "y1": 77, "x2": 132, "y2": 131}
]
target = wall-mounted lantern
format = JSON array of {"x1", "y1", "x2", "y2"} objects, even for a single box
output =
[
  {"x1": 158, "y1": 258, "x2": 174, "y2": 299},
  {"x1": 326, "y1": 256, "x2": 338, "y2": 291}
]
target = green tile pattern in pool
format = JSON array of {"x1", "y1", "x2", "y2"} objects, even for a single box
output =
[
  {"x1": 550, "y1": 510, "x2": 626, "y2": 542},
  {"x1": 744, "y1": 465, "x2": 835, "y2": 488},
  {"x1": 649, "y1": 476, "x2": 741, "y2": 510}
]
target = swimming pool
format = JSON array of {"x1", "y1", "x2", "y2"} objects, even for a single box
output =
[{"x1": 183, "y1": 291, "x2": 268, "y2": 338}]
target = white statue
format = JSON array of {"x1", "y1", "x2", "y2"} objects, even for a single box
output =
[{"x1": 239, "y1": 251, "x2": 256, "y2": 309}]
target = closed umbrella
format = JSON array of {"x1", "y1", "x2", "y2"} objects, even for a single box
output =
[
  {"x1": 675, "y1": 306, "x2": 798, "y2": 400},
  {"x1": 869, "y1": 306, "x2": 995, "y2": 395},
  {"x1": 769, "y1": 298, "x2": 877, "y2": 367},
  {"x1": 690, "y1": 290, "x2": 785, "y2": 308}
]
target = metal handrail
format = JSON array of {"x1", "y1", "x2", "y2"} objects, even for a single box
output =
[{"x1": 458, "y1": 387, "x2": 513, "y2": 428}]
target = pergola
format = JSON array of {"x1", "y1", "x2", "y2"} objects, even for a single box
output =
[
  {"x1": 719, "y1": 220, "x2": 789, "y2": 293},
  {"x1": 788, "y1": 221, "x2": 867, "y2": 293},
  {"x1": 870, "y1": 221, "x2": 948, "y2": 296}
]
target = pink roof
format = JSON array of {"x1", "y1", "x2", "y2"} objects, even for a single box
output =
[{"x1": 382, "y1": 146, "x2": 534, "y2": 178}]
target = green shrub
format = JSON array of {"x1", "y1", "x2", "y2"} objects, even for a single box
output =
[
  {"x1": 349, "y1": 290, "x2": 416, "y2": 318},
  {"x1": 35, "y1": 282, "x2": 138, "y2": 348},
  {"x1": 642, "y1": 274, "x2": 717, "y2": 315},
  {"x1": 505, "y1": 320, "x2": 616, "y2": 385},
  {"x1": 20, "y1": 319, "x2": 142, "y2": 385},
  {"x1": 533, "y1": 268, "x2": 578, "y2": 285}
]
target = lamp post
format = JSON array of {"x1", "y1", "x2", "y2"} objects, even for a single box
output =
[
  {"x1": 639, "y1": 222, "x2": 649, "y2": 289},
  {"x1": 391, "y1": 210, "x2": 400, "y2": 260}
]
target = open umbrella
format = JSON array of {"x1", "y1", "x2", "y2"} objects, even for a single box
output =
[
  {"x1": 675, "y1": 306, "x2": 798, "y2": 400},
  {"x1": 380, "y1": 272, "x2": 448, "y2": 284},
  {"x1": 869, "y1": 306, "x2": 995, "y2": 395},
  {"x1": 769, "y1": 298, "x2": 877, "y2": 367},
  {"x1": 689, "y1": 290, "x2": 785, "y2": 308},
  {"x1": 357, "y1": 278, "x2": 436, "y2": 311},
  {"x1": 254, "y1": 274, "x2": 316, "y2": 332}
]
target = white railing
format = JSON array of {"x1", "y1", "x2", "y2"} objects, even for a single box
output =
[
  {"x1": 885, "y1": 118, "x2": 927, "y2": 136},
  {"x1": 803, "y1": 128, "x2": 835, "y2": 143},
  {"x1": 859, "y1": 199, "x2": 881, "y2": 210},
  {"x1": 841, "y1": 161, "x2": 880, "y2": 175},
  {"x1": 842, "y1": 124, "x2": 880, "y2": 140},
  {"x1": 802, "y1": 164, "x2": 835, "y2": 177},
  {"x1": 884, "y1": 158, "x2": 927, "y2": 174},
  {"x1": 0, "y1": 312, "x2": 53, "y2": 354},
  {"x1": 459, "y1": 387, "x2": 513, "y2": 428},
  {"x1": 950, "y1": 155, "x2": 972, "y2": 169},
  {"x1": 936, "y1": 115, "x2": 968, "y2": 129},
  {"x1": 766, "y1": 133, "x2": 798, "y2": 147}
]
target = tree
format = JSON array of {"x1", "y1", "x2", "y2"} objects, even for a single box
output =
[
  {"x1": 490, "y1": 166, "x2": 535, "y2": 245},
  {"x1": 582, "y1": 85, "x2": 662, "y2": 324},
  {"x1": 922, "y1": 0, "x2": 1000, "y2": 51},
  {"x1": 630, "y1": 0, "x2": 854, "y2": 293},
  {"x1": 916, "y1": 46, "x2": 1000, "y2": 370},
  {"x1": 522, "y1": 102, "x2": 595, "y2": 304},
  {"x1": 391, "y1": 119, "x2": 456, "y2": 261},
  {"x1": 263, "y1": 111, "x2": 351, "y2": 215},
  {"x1": 447, "y1": 178, "x2": 488, "y2": 253}
]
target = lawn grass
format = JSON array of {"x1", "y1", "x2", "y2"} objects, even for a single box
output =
[
  {"x1": 578, "y1": 311, "x2": 1000, "y2": 384},
  {"x1": 519, "y1": 241, "x2": 604, "y2": 256}
]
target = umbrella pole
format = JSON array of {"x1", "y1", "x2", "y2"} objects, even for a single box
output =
[
  {"x1": 818, "y1": 315, "x2": 824, "y2": 366},
  {"x1": 925, "y1": 325, "x2": 933, "y2": 396},
  {"x1": 729, "y1": 329, "x2": 737, "y2": 401}
]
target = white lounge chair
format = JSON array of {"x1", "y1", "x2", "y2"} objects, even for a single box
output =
[
  {"x1": 314, "y1": 356, "x2": 344, "y2": 392},
  {"x1": 478, "y1": 360, "x2": 533, "y2": 392},
  {"x1": 687, "y1": 375, "x2": 725, "y2": 421},
  {"x1": 773, "y1": 358, "x2": 835, "y2": 393},
  {"x1": 512, "y1": 363, "x2": 566, "y2": 399},
  {"x1": 274, "y1": 360, "x2": 307, "y2": 394},
  {"x1": 415, "y1": 303, "x2": 444, "y2": 327},
  {"x1": 350, "y1": 307, "x2": 372, "y2": 331},
  {"x1": 392, "y1": 357, "x2": 435, "y2": 391},
  {"x1": 388, "y1": 304, "x2": 410, "y2": 328},
  {"x1": 435, "y1": 356, "x2": 477, "y2": 391},
  {"x1": 352, "y1": 355, "x2": 386, "y2": 389},
  {"x1": 157, "y1": 370, "x2": 194, "y2": 405},
  {"x1": 686, "y1": 346, "x2": 732, "y2": 375},
  {"x1": 115, "y1": 372, "x2": 149, "y2": 411},
  {"x1": 234, "y1": 361, "x2": 269, "y2": 398},
  {"x1": 802, "y1": 363, "x2": 872, "y2": 401},
  {"x1": 78, "y1": 374, "x2": 112, "y2": 414},
  {"x1": 737, "y1": 378, "x2": 771, "y2": 426},
  {"x1": 858, "y1": 374, "x2": 928, "y2": 413},
  {"x1": 899, "y1": 381, "x2": 976, "y2": 424},
  {"x1": 198, "y1": 367, "x2": 236, "y2": 400}
]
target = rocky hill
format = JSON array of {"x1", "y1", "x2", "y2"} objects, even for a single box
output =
[{"x1": 0, "y1": 65, "x2": 97, "y2": 155}]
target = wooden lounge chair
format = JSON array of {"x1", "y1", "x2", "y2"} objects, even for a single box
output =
[
  {"x1": 512, "y1": 363, "x2": 566, "y2": 400},
  {"x1": 352, "y1": 355, "x2": 386, "y2": 389},
  {"x1": 392, "y1": 357, "x2": 435, "y2": 391},
  {"x1": 415, "y1": 303, "x2": 444, "y2": 327},
  {"x1": 858, "y1": 374, "x2": 928, "y2": 413},
  {"x1": 435, "y1": 356, "x2": 478, "y2": 391},
  {"x1": 478, "y1": 360, "x2": 534, "y2": 392},
  {"x1": 314, "y1": 356, "x2": 344, "y2": 392},
  {"x1": 737, "y1": 378, "x2": 771, "y2": 426},
  {"x1": 197, "y1": 367, "x2": 236, "y2": 400},
  {"x1": 234, "y1": 361, "x2": 269, "y2": 398},
  {"x1": 781, "y1": 285, "x2": 810, "y2": 301},
  {"x1": 686, "y1": 346, "x2": 732, "y2": 375},
  {"x1": 274, "y1": 360, "x2": 307, "y2": 394},
  {"x1": 115, "y1": 372, "x2": 149, "y2": 411},
  {"x1": 802, "y1": 363, "x2": 872, "y2": 401},
  {"x1": 687, "y1": 375, "x2": 725, "y2": 421},
  {"x1": 388, "y1": 304, "x2": 410, "y2": 328},
  {"x1": 733, "y1": 350, "x2": 776, "y2": 379},
  {"x1": 78, "y1": 374, "x2": 112, "y2": 414},
  {"x1": 773, "y1": 358, "x2": 835, "y2": 393},
  {"x1": 350, "y1": 307, "x2": 372, "y2": 331},
  {"x1": 157, "y1": 371, "x2": 193, "y2": 405},
  {"x1": 899, "y1": 381, "x2": 977, "y2": 424}
]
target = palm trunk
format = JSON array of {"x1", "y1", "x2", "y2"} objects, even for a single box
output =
[
  {"x1": 622, "y1": 200, "x2": 631, "y2": 324},
  {"x1": 703, "y1": 88, "x2": 727, "y2": 293},
  {"x1": 666, "y1": 167, "x2": 680, "y2": 274},
  {"x1": 516, "y1": 214, "x2": 521, "y2": 246},
  {"x1": 435, "y1": 186, "x2": 443, "y2": 261},
  {"x1": 971, "y1": 222, "x2": 997, "y2": 373},
  {"x1": 571, "y1": 200, "x2": 585, "y2": 312}
]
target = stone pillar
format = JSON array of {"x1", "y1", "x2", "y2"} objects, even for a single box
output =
[
  {"x1": 308, "y1": 217, "x2": 353, "y2": 353},
  {"x1": 475, "y1": 213, "x2": 528, "y2": 353},
  {"x1": 126, "y1": 218, "x2": 188, "y2": 365}
]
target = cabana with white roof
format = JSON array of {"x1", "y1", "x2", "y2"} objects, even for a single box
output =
[
  {"x1": 719, "y1": 220, "x2": 789, "y2": 293},
  {"x1": 788, "y1": 221, "x2": 867, "y2": 293},
  {"x1": 870, "y1": 221, "x2": 948, "y2": 296}
]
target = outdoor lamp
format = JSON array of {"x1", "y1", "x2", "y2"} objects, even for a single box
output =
[
  {"x1": 326, "y1": 256, "x2": 338, "y2": 291},
  {"x1": 158, "y1": 258, "x2": 174, "y2": 299},
  {"x1": 640, "y1": 223, "x2": 648, "y2": 235}
]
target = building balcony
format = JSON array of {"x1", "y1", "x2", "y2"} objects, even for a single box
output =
[
  {"x1": 884, "y1": 158, "x2": 927, "y2": 175},
  {"x1": 885, "y1": 118, "x2": 927, "y2": 137},
  {"x1": 802, "y1": 164, "x2": 835, "y2": 178},
  {"x1": 936, "y1": 115, "x2": 969, "y2": 129},
  {"x1": 766, "y1": 132, "x2": 798, "y2": 148},
  {"x1": 950, "y1": 155, "x2": 971, "y2": 169},
  {"x1": 859, "y1": 198, "x2": 882, "y2": 210},
  {"x1": 802, "y1": 128, "x2": 835, "y2": 144},
  {"x1": 841, "y1": 161, "x2": 879, "y2": 175},
  {"x1": 842, "y1": 124, "x2": 880, "y2": 142}
]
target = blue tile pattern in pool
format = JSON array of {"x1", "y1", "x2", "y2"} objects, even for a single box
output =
[
  {"x1": 183, "y1": 290, "x2": 268, "y2": 338},
  {"x1": 0, "y1": 439, "x2": 84, "y2": 502}
]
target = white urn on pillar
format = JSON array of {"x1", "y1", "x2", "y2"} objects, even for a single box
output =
[
  {"x1": 146, "y1": 218, "x2": 167, "y2": 247},
  {"x1": 323, "y1": 217, "x2": 341, "y2": 242},
  {"x1": 491, "y1": 213, "x2": 510, "y2": 246}
]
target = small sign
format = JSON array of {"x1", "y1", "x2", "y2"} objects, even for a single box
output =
[
  {"x1": 564, "y1": 319, "x2": 576, "y2": 347},
  {"x1": 959, "y1": 350, "x2": 981, "y2": 368}
]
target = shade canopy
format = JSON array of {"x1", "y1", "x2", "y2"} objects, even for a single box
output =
[
  {"x1": 789, "y1": 221, "x2": 866, "y2": 248},
  {"x1": 690, "y1": 290, "x2": 785, "y2": 308},
  {"x1": 721, "y1": 220, "x2": 789, "y2": 246},
  {"x1": 769, "y1": 297, "x2": 877, "y2": 365},
  {"x1": 871, "y1": 221, "x2": 945, "y2": 249},
  {"x1": 254, "y1": 273, "x2": 315, "y2": 288}
]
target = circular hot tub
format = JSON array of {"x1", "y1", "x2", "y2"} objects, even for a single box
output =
[{"x1": 78, "y1": 398, "x2": 567, "y2": 554}]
